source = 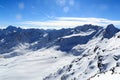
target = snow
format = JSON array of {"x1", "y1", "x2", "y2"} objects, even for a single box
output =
[
  {"x1": 62, "y1": 30, "x2": 95, "y2": 38},
  {"x1": 30, "y1": 41, "x2": 38, "y2": 46},
  {"x1": 0, "y1": 24, "x2": 120, "y2": 80},
  {"x1": 0, "y1": 39, "x2": 4, "y2": 43},
  {"x1": 91, "y1": 71, "x2": 120, "y2": 80},
  {"x1": 43, "y1": 33, "x2": 48, "y2": 37},
  {"x1": 0, "y1": 32, "x2": 119, "y2": 80},
  {"x1": 0, "y1": 46, "x2": 77, "y2": 80}
]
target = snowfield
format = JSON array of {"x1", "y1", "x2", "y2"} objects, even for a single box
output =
[
  {"x1": 0, "y1": 24, "x2": 120, "y2": 80},
  {"x1": 62, "y1": 29, "x2": 95, "y2": 38},
  {"x1": 0, "y1": 46, "x2": 77, "y2": 80},
  {"x1": 91, "y1": 71, "x2": 120, "y2": 80}
]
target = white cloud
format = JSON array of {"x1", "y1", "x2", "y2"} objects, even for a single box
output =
[
  {"x1": 57, "y1": 17, "x2": 120, "y2": 25},
  {"x1": 18, "y1": 2, "x2": 24, "y2": 10},
  {"x1": 20, "y1": 17, "x2": 120, "y2": 29}
]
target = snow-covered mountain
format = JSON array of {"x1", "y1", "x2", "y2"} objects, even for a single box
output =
[{"x1": 0, "y1": 24, "x2": 120, "y2": 80}]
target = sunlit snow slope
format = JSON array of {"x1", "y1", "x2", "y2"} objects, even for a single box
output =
[{"x1": 0, "y1": 24, "x2": 120, "y2": 80}]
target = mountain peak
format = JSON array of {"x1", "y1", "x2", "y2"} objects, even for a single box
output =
[
  {"x1": 1, "y1": 24, "x2": 120, "y2": 80},
  {"x1": 103, "y1": 24, "x2": 120, "y2": 39},
  {"x1": 106, "y1": 24, "x2": 116, "y2": 30},
  {"x1": 6, "y1": 25, "x2": 21, "y2": 31},
  {"x1": 6, "y1": 25, "x2": 17, "y2": 29}
]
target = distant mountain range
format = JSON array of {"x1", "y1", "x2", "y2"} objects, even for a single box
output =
[{"x1": 0, "y1": 24, "x2": 120, "y2": 80}]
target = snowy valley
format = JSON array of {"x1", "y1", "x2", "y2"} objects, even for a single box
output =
[{"x1": 0, "y1": 24, "x2": 120, "y2": 80}]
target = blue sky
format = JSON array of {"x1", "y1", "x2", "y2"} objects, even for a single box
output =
[{"x1": 0, "y1": 0, "x2": 120, "y2": 29}]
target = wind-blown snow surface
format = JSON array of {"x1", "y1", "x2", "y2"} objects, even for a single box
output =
[{"x1": 0, "y1": 24, "x2": 120, "y2": 80}]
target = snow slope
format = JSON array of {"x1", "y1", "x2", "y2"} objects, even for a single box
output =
[
  {"x1": 43, "y1": 31, "x2": 120, "y2": 80},
  {"x1": 91, "y1": 71, "x2": 120, "y2": 80},
  {"x1": 0, "y1": 24, "x2": 120, "y2": 80}
]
